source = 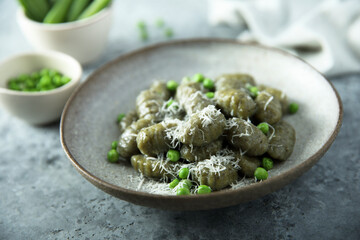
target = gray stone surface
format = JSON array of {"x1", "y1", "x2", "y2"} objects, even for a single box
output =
[{"x1": 0, "y1": 0, "x2": 359, "y2": 239}]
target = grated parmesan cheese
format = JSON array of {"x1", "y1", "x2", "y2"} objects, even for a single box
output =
[
  {"x1": 197, "y1": 105, "x2": 222, "y2": 128},
  {"x1": 157, "y1": 98, "x2": 184, "y2": 120},
  {"x1": 227, "y1": 118, "x2": 254, "y2": 144},
  {"x1": 191, "y1": 149, "x2": 240, "y2": 177},
  {"x1": 230, "y1": 176, "x2": 254, "y2": 189},
  {"x1": 264, "y1": 95, "x2": 274, "y2": 111},
  {"x1": 268, "y1": 123, "x2": 276, "y2": 141}
]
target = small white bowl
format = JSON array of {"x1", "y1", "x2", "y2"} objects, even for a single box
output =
[
  {"x1": 0, "y1": 51, "x2": 82, "y2": 125},
  {"x1": 16, "y1": 5, "x2": 112, "y2": 64}
]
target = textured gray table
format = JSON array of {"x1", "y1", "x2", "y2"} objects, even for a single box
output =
[{"x1": 1, "y1": 1, "x2": 359, "y2": 239}]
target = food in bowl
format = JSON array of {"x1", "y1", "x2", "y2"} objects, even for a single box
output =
[
  {"x1": 16, "y1": 1, "x2": 113, "y2": 64},
  {"x1": 0, "y1": 51, "x2": 82, "y2": 125},
  {"x1": 107, "y1": 73, "x2": 298, "y2": 195},
  {"x1": 7, "y1": 68, "x2": 71, "y2": 92}
]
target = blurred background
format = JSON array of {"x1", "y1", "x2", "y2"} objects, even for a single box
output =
[
  {"x1": 2, "y1": 0, "x2": 360, "y2": 76},
  {"x1": 0, "y1": 0, "x2": 359, "y2": 239}
]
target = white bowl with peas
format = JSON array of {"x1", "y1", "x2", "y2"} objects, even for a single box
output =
[
  {"x1": 0, "y1": 51, "x2": 82, "y2": 125},
  {"x1": 16, "y1": 0, "x2": 112, "y2": 64}
]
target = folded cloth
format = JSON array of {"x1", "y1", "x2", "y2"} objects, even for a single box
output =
[{"x1": 208, "y1": 0, "x2": 360, "y2": 76}]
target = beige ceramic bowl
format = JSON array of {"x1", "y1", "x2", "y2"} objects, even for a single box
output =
[
  {"x1": 16, "y1": 5, "x2": 112, "y2": 64},
  {"x1": 0, "y1": 51, "x2": 82, "y2": 125}
]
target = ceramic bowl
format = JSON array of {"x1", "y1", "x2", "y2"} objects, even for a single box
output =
[
  {"x1": 0, "y1": 51, "x2": 82, "y2": 125},
  {"x1": 60, "y1": 39, "x2": 342, "y2": 210},
  {"x1": 16, "y1": 5, "x2": 112, "y2": 64}
]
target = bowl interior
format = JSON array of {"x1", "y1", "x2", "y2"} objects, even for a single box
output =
[
  {"x1": 61, "y1": 40, "x2": 341, "y2": 209},
  {"x1": 0, "y1": 51, "x2": 82, "y2": 91}
]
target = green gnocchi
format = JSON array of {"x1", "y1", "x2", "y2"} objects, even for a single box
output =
[{"x1": 109, "y1": 73, "x2": 297, "y2": 195}]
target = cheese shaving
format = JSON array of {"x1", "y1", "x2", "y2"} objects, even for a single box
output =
[
  {"x1": 157, "y1": 98, "x2": 184, "y2": 120},
  {"x1": 264, "y1": 95, "x2": 274, "y2": 111},
  {"x1": 225, "y1": 118, "x2": 240, "y2": 130},
  {"x1": 230, "y1": 176, "x2": 253, "y2": 189},
  {"x1": 191, "y1": 149, "x2": 239, "y2": 177},
  {"x1": 280, "y1": 91, "x2": 286, "y2": 100},
  {"x1": 197, "y1": 105, "x2": 222, "y2": 128},
  {"x1": 268, "y1": 123, "x2": 276, "y2": 141},
  {"x1": 230, "y1": 119, "x2": 254, "y2": 143},
  {"x1": 167, "y1": 105, "x2": 223, "y2": 147},
  {"x1": 163, "y1": 118, "x2": 183, "y2": 148},
  {"x1": 136, "y1": 174, "x2": 146, "y2": 190}
]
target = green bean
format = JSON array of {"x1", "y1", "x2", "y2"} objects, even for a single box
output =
[
  {"x1": 18, "y1": 0, "x2": 50, "y2": 22},
  {"x1": 67, "y1": 0, "x2": 91, "y2": 22},
  {"x1": 43, "y1": 0, "x2": 73, "y2": 24},
  {"x1": 77, "y1": 0, "x2": 111, "y2": 20}
]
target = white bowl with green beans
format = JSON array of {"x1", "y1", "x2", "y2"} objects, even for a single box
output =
[
  {"x1": 16, "y1": 0, "x2": 112, "y2": 64},
  {"x1": 0, "y1": 51, "x2": 82, "y2": 125}
]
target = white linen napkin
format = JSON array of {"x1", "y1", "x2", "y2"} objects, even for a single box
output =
[{"x1": 208, "y1": 0, "x2": 360, "y2": 76}]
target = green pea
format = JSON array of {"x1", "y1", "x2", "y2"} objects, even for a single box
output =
[
  {"x1": 18, "y1": 74, "x2": 30, "y2": 82},
  {"x1": 262, "y1": 157, "x2": 273, "y2": 171},
  {"x1": 180, "y1": 179, "x2": 192, "y2": 189},
  {"x1": 52, "y1": 75, "x2": 62, "y2": 87},
  {"x1": 137, "y1": 21, "x2": 148, "y2": 41},
  {"x1": 40, "y1": 68, "x2": 50, "y2": 76},
  {"x1": 8, "y1": 78, "x2": 17, "y2": 83},
  {"x1": 31, "y1": 72, "x2": 40, "y2": 80},
  {"x1": 257, "y1": 122, "x2": 269, "y2": 134},
  {"x1": 192, "y1": 73, "x2": 204, "y2": 83},
  {"x1": 197, "y1": 185, "x2": 211, "y2": 194},
  {"x1": 140, "y1": 31, "x2": 148, "y2": 41},
  {"x1": 176, "y1": 187, "x2": 190, "y2": 196},
  {"x1": 166, "y1": 99, "x2": 174, "y2": 108},
  {"x1": 289, "y1": 102, "x2": 299, "y2": 114},
  {"x1": 164, "y1": 28, "x2": 173, "y2": 38},
  {"x1": 25, "y1": 79, "x2": 36, "y2": 88},
  {"x1": 166, "y1": 80, "x2": 178, "y2": 91},
  {"x1": 8, "y1": 80, "x2": 21, "y2": 91},
  {"x1": 117, "y1": 113, "x2": 125, "y2": 123},
  {"x1": 249, "y1": 86, "x2": 259, "y2": 97},
  {"x1": 111, "y1": 141, "x2": 118, "y2": 149},
  {"x1": 179, "y1": 167, "x2": 189, "y2": 179},
  {"x1": 166, "y1": 100, "x2": 179, "y2": 109},
  {"x1": 167, "y1": 149, "x2": 180, "y2": 162},
  {"x1": 7, "y1": 68, "x2": 68, "y2": 92},
  {"x1": 203, "y1": 78, "x2": 214, "y2": 90},
  {"x1": 37, "y1": 76, "x2": 52, "y2": 89},
  {"x1": 155, "y1": 18, "x2": 164, "y2": 28},
  {"x1": 40, "y1": 85, "x2": 55, "y2": 91},
  {"x1": 169, "y1": 179, "x2": 180, "y2": 189},
  {"x1": 137, "y1": 21, "x2": 146, "y2": 30},
  {"x1": 107, "y1": 149, "x2": 119, "y2": 163},
  {"x1": 60, "y1": 76, "x2": 71, "y2": 86},
  {"x1": 254, "y1": 167, "x2": 268, "y2": 180},
  {"x1": 205, "y1": 92, "x2": 214, "y2": 99},
  {"x1": 48, "y1": 69, "x2": 60, "y2": 77}
]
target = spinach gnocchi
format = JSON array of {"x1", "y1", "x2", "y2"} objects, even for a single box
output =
[{"x1": 109, "y1": 73, "x2": 297, "y2": 195}]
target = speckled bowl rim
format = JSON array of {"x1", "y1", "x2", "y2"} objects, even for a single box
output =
[{"x1": 60, "y1": 39, "x2": 343, "y2": 211}]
